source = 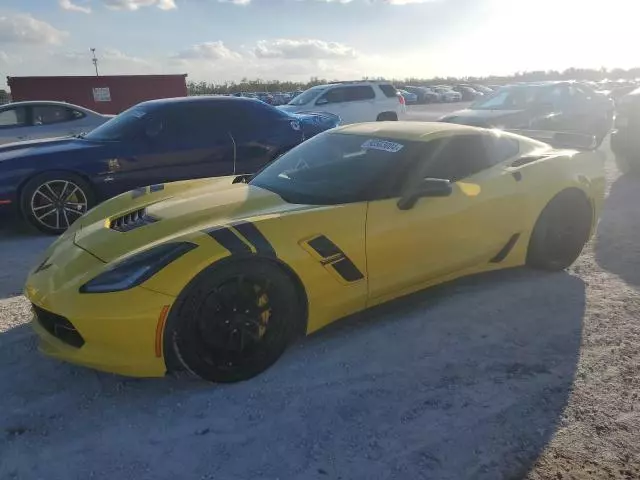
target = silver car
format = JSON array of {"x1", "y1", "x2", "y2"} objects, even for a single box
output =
[{"x1": 0, "y1": 101, "x2": 112, "y2": 145}]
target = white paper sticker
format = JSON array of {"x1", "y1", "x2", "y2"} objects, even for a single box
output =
[
  {"x1": 92, "y1": 87, "x2": 111, "y2": 102},
  {"x1": 361, "y1": 139, "x2": 404, "y2": 153}
]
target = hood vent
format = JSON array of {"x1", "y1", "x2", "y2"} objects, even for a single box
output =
[{"x1": 109, "y1": 208, "x2": 158, "y2": 232}]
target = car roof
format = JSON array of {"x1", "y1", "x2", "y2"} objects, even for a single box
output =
[
  {"x1": 331, "y1": 121, "x2": 500, "y2": 142},
  {"x1": 139, "y1": 95, "x2": 269, "y2": 108},
  {"x1": 1, "y1": 100, "x2": 97, "y2": 112}
]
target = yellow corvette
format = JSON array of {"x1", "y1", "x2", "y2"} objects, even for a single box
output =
[{"x1": 25, "y1": 122, "x2": 605, "y2": 382}]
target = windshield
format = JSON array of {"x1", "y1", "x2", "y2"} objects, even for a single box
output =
[
  {"x1": 84, "y1": 105, "x2": 150, "y2": 141},
  {"x1": 250, "y1": 132, "x2": 414, "y2": 204},
  {"x1": 471, "y1": 85, "x2": 555, "y2": 110},
  {"x1": 287, "y1": 86, "x2": 326, "y2": 106}
]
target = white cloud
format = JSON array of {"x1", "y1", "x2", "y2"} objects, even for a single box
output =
[
  {"x1": 103, "y1": 0, "x2": 176, "y2": 10},
  {"x1": 217, "y1": 0, "x2": 251, "y2": 4},
  {"x1": 59, "y1": 0, "x2": 92, "y2": 13},
  {"x1": 254, "y1": 39, "x2": 358, "y2": 60},
  {"x1": 312, "y1": 0, "x2": 437, "y2": 3},
  {"x1": 173, "y1": 41, "x2": 242, "y2": 61},
  {"x1": 0, "y1": 14, "x2": 68, "y2": 45}
]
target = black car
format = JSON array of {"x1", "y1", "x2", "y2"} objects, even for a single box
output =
[
  {"x1": 440, "y1": 82, "x2": 615, "y2": 147},
  {"x1": 611, "y1": 87, "x2": 640, "y2": 174},
  {"x1": 0, "y1": 96, "x2": 340, "y2": 234},
  {"x1": 452, "y1": 85, "x2": 481, "y2": 101},
  {"x1": 400, "y1": 86, "x2": 438, "y2": 104}
]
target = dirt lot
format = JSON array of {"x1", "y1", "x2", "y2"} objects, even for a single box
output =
[{"x1": 1, "y1": 107, "x2": 639, "y2": 479}]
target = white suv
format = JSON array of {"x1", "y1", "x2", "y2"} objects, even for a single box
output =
[{"x1": 278, "y1": 81, "x2": 406, "y2": 124}]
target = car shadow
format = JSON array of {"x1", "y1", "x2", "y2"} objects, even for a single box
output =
[
  {"x1": 0, "y1": 267, "x2": 585, "y2": 480},
  {"x1": 594, "y1": 173, "x2": 640, "y2": 287},
  {"x1": 0, "y1": 217, "x2": 55, "y2": 300}
]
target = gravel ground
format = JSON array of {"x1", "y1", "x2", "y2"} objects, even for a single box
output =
[{"x1": 1, "y1": 130, "x2": 639, "y2": 479}]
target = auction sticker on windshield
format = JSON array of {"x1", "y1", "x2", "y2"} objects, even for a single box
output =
[{"x1": 361, "y1": 139, "x2": 404, "y2": 153}]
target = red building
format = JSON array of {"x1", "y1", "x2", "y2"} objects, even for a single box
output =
[{"x1": 7, "y1": 74, "x2": 189, "y2": 115}]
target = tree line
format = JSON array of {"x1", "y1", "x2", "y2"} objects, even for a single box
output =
[{"x1": 187, "y1": 67, "x2": 640, "y2": 95}]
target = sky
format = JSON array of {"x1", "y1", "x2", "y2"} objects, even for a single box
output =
[{"x1": 0, "y1": 0, "x2": 638, "y2": 89}]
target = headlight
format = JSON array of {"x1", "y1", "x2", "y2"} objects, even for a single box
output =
[{"x1": 80, "y1": 242, "x2": 197, "y2": 293}]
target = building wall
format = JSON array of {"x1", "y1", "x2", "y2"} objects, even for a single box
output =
[{"x1": 7, "y1": 75, "x2": 188, "y2": 114}]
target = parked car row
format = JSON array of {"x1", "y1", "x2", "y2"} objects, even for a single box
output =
[
  {"x1": 396, "y1": 83, "x2": 499, "y2": 104},
  {"x1": 440, "y1": 81, "x2": 616, "y2": 148}
]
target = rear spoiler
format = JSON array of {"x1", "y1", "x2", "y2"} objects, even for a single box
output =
[{"x1": 506, "y1": 129, "x2": 597, "y2": 151}]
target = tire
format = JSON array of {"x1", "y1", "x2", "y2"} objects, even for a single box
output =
[
  {"x1": 20, "y1": 171, "x2": 95, "y2": 235},
  {"x1": 166, "y1": 259, "x2": 305, "y2": 383},
  {"x1": 376, "y1": 112, "x2": 398, "y2": 121},
  {"x1": 614, "y1": 153, "x2": 640, "y2": 176},
  {"x1": 526, "y1": 189, "x2": 593, "y2": 271}
]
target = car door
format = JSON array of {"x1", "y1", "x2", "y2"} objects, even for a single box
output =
[
  {"x1": 99, "y1": 105, "x2": 234, "y2": 196},
  {"x1": 365, "y1": 133, "x2": 527, "y2": 305},
  {"x1": 0, "y1": 105, "x2": 30, "y2": 144}
]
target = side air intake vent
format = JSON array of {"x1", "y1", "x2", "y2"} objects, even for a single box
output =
[{"x1": 110, "y1": 208, "x2": 158, "y2": 232}]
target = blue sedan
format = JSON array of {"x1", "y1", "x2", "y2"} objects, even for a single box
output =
[{"x1": 0, "y1": 96, "x2": 340, "y2": 234}]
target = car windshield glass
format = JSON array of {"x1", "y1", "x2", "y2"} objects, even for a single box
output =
[
  {"x1": 83, "y1": 105, "x2": 150, "y2": 141},
  {"x1": 287, "y1": 86, "x2": 326, "y2": 106},
  {"x1": 471, "y1": 85, "x2": 551, "y2": 110},
  {"x1": 250, "y1": 132, "x2": 414, "y2": 204}
]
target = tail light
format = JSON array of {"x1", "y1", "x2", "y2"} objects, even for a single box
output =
[{"x1": 398, "y1": 93, "x2": 405, "y2": 105}]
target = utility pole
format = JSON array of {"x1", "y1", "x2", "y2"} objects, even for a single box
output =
[{"x1": 91, "y1": 48, "x2": 99, "y2": 76}]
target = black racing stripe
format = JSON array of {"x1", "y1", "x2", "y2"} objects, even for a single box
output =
[
  {"x1": 232, "y1": 221, "x2": 276, "y2": 257},
  {"x1": 307, "y1": 235, "x2": 341, "y2": 258},
  {"x1": 150, "y1": 184, "x2": 165, "y2": 192},
  {"x1": 206, "y1": 226, "x2": 252, "y2": 255},
  {"x1": 331, "y1": 257, "x2": 364, "y2": 282},
  {"x1": 490, "y1": 233, "x2": 521, "y2": 263}
]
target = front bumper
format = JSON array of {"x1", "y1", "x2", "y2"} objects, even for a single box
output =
[{"x1": 25, "y1": 243, "x2": 175, "y2": 377}]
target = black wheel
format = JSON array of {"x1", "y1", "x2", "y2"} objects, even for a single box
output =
[
  {"x1": 614, "y1": 153, "x2": 640, "y2": 176},
  {"x1": 166, "y1": 260, "x2": 304, "y2": 383},
  {"x1": 526, "y1": 189, "x2": 593, "y2": 271},
  {"x1": 20, "y1": 171, "x2": 94, "y2": 235},
  {"x1": 376, "y1": 112, "x2": 398, "y2": 121}
]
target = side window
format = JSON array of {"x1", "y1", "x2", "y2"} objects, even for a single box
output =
[
  {"x1": 344, "y1": 86, "x2": 376, "y2": 102},
  {"x1": 378, "y1": 84, "x2": 398, "y2": 98},
  {"x1": 173, "y1": 105, "x2": 230, "y2": 143},
  {"x1": 240, "y1": 100, "x2": 288, "y2": 125},
  {"x1": 485, "y1": 135, "x2": 520, "y2": 165},
  {"x1": 538, "y1": 85, "x2": 568, "y2": 106},
  {"x1": 317, "y1": 87, "x2": 347, "y2": 104},
  {"x1": 32, "y1": 105, "x2": 74, "y2": 126},
  {"x1": 421, "y1": 135, "x2": 493, "y2": 182},
  {"x1": 0, "y1": 107, "x2": 28, "y2": 128}
]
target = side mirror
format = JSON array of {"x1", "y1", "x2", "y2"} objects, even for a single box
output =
[
  {"x1": 316, "y1": 98, "x2": 329, "y2": 106},
  {"x1": 397, "y1": 177, "x2": 452, "y2": 210}
]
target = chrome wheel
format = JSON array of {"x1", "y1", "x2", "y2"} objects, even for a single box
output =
[{"x1": 30, "y1": 180, "x2": 88, "y2": 231}]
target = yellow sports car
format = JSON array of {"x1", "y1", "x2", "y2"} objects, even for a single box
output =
[{"x1": 25, "y1": 122, "x2": 605, "y2": 382}]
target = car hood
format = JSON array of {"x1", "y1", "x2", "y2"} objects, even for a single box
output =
[
  {"x1": 0, "y1": 136, "x2": 99, "y2": 162},
  {"x1": 74, "y1": 176, "x2": 316, "y2": 263}
]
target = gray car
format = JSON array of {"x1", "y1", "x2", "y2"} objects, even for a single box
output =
[{"x1": 0, "y1": 101, "x2": 112, "y2": 145}]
